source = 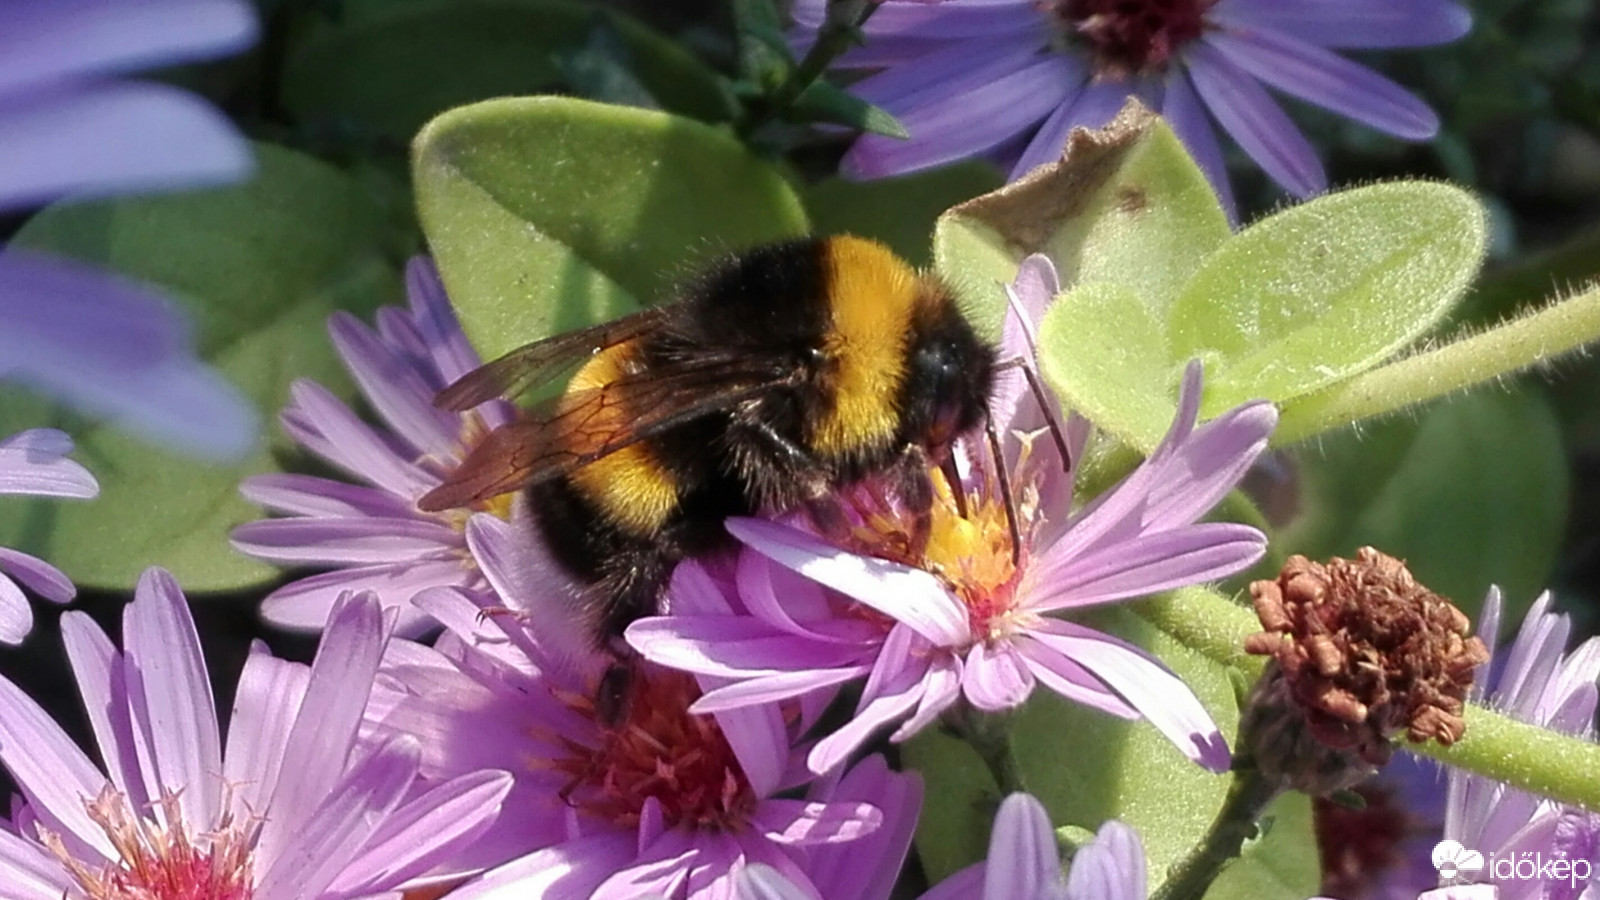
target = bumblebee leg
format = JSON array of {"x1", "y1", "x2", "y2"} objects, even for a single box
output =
[{"x1": 892, "y1": 444, "x2": 936, "y2": 558}]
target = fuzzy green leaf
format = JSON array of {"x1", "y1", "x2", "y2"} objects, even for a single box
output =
[
  {"x1": 412, "y1": 96, "x2": 808, "y2": 359},
  {"x1": 1037, "y1": 282, "x2": 1178, "y2": 449},
  {"x1": 0, "y1": 145, "x2": 400, "y2": 590},
  {"x1": 1169, "y1": 182, "x2": 1487, "y2": 415}
]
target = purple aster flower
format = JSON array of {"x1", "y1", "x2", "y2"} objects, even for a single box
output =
[
  {"x1": 1314, "y1": 754, "x2": 1448, "y2": 900},
  {"x1": 0, "y1": 252, "x2": 259, "y2": 460},
  {"x1": 912, "y1": 792, "x2": 1341, "y2": 900},
  {"x1": 0, "y1": 567, "x2": 512, "y2": 900},
  {"x1": 800, "y1": 0, "x2": 1469, "y2": 210},
  {"x1": 0, "y1": 0, "x2": 256, "y2": 208},
  {"x1": 0, "y1": 428, "x2": 95, "y2": 644},
  {"x1": 362, "y1": 514, "x2": 922, "y2": 900},
  {"x1": 629, "y1": 256, "x2": 1271, "y2": 774},
  {"x1": 1439, "y1": 587, "x2": 1600, "y2": 900},
  {"x1": 233, "y1": 257, "x2": 517, "y2": 634},
  {"x1": 918, "y1": 793, "x2": 1144, "y2": 900},
  {"x1": 0, "y1": 0, "x2": 261, "y2": 460}
]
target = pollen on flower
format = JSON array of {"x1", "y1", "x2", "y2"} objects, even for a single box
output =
[
  {"x1": 549, "y1": 667, "x2": 757, "y2": 831},
  {"x1": 828, "y1": 466, "x2": 1022, "y2": 641},
  {"x1": 1051, "y1": 0, "x2": 1216, "y2": 77},
  {"x1": 44, "y1": 787, "x2": 255, "y2": 900}
]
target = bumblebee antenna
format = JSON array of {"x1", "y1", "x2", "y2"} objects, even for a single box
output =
[
  {"x1": 984, "y1": 413, "x2": 1023, "y2": 567},
  {"x1": 993, "y1": 356, "x2": 1072, "y2": 473}
]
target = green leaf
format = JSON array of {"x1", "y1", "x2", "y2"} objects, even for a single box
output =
[
  {"x1": 804, "y1": 161, "x2": 1003, "y2": 268},
  {"x1": 412, "y1": 96, "x2": 809, "y2": 359},
  {"x1": 1037, "y1": 282, "x2": 1178, "y2": 449},
  {"x1": 932, "y1": 104, "x2": 1227, "y2": 331},
  {"x1": 790, "y1": 81, "x2": 908, "y2": 138},
  {"x1": 281, "y1": 0, "x2": 735, "y2": 146},
  {"x1": 731, "y1": 0, "x2": 792, "y2": 86},
  {"x1": 903, "y1": 605, "x2": 1319, "y2": 898},
  {"x1": 1281, "y1": 386, "x2": 1566, "y2": 621},
  {"x1": 1169, "y1": 182, "x2": 1487, "y2": 414},
  {"x1": 0, "y1": 144, "x2": 401, "y2": 590}
]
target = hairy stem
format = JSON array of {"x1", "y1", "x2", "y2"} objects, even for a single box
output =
[
  {"x1": 1274, "y1": 284, "x2": 1600, "y2": 445},
  {"x1": 1135, "y1": 587, "x2": 1600, "y2": 812},
  {"x1": 1149, "y1": 765, "x2": 1282, "y2": 900}
]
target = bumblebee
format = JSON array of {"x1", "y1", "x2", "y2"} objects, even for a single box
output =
[{"x1": 418, "y1": 235, "x2": 996, "y2": 646}]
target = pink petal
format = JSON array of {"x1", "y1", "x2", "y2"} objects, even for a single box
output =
[
  {"x1": 222, "y1": 650, "x2": 310, "y2": 823},
  {"x1": 0, "y1": 0, "x2": 255, "y2": 94},
  {"x1": 1184, "y1": 40, "x2": 1326, "y2": 197},
  {"x1": 256, "y1": 593, "x2": 392, "y2": 863},
  {"x1": 1065, "y1": 820, "x2": 1146, "y2": 900},
  {"x1": 961, "y1": 641, "x2": 1035, "y2": 711},
  {"x1": 0, "y1": 580, "x2": 31, "y2": 645},
  {"x1": 0, "y1": 828, "x2": 72, "y2": 900},
  {"x1": 1029, "y1": 620, "x2": 1229, "y2": 771},
  {"x1": 1027, "y1": 523, "x2": 1266, "y2": 612},
  {"x1": 60, "y1": 612, "x2": 139, "y2": 802},
  {"x1": 754, "y1": 799, "x2": 883, "y2": 845},
  {"x1": 254, "y1": 739, "x2": 419, "y2": 900},
  {"x1": 330, "y1": 769, "x2": 514, "y2": 892},
  {"x1": 728, "y1": 518, "x2": 968, "y2": 647},
  {"x1": 230, "y1": 516, "x2": 460, "y2": 564},
  {"x1": 0, "y1": 547, "x2": 75, "y2": 604},
  {"x1": 0, "y1": 81, "x2": 252, "y2": 209},
  {"x1": 239, "y1": 473, "x2": 416, "y2": 518},
  {"x1": 985, "y1": 794, "x2": 1062, "y2": 898},
  {"x1": 0, "y1": 429, "x2": 97, "y2": 498},
  {"x1": 0, "y1": 673, "x2": 115, "y2": 859},
  {"x1": 443, "y1": 834, "x2": 634, "y2": 900},
  {"x1": 123, "y1": 567, "x2": 221, "y2": 826}
]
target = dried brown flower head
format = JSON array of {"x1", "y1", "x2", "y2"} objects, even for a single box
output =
[{"x1": 1244, "y1": 547, "x2": 1489, "y2": 768}]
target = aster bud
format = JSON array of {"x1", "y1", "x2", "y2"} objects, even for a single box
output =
[{"x1": 1239, "y1": 547, "x2": 1489, "y2": 794}]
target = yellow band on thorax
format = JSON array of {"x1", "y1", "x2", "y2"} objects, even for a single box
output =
[{"x1": 812, "y1": 236, "x2": 917, "y2": 459}]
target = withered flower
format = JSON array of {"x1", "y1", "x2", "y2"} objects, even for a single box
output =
[{"x1": 1240, "y1": 547, "x2": 1489, "y2": 793}]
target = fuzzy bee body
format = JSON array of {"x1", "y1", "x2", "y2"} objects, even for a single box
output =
[{"x1": 420, "y1": 235, "x2": 995, "y2": 646}]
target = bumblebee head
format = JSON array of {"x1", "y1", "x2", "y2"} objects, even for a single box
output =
[{"x1": 900, "y1": 283, "x2": 995, "y2": 458}]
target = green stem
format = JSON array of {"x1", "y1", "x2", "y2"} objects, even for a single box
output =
[
  {"x1": 754, "y1": 0, "x2": 876, "y2": 128},
  {"x1": 1133, "y1": 587, "x2": 1600, "y2": 812},
  {"x1": 1148, "y1": 765, "x2": 1282, "y2": 900},
  {"x1": 951, "y1": 706, "x2": 1028, "y2": 795},
  {"x1": 1273, "y1": 284, "x2": 1600, "y2": 445}
]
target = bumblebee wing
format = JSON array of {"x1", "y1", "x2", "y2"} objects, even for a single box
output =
[
  {"x1": 433, "y1": 307, "x2": 671, "y2": 411},
  {"x1": 416, "y1": 357, "x2": 799, "y2": 512}
]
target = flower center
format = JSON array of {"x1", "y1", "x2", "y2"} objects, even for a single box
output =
[
  {"x1": 553, "y1": 668, "x2": 757, "y2": 831},
  {"x1": 828, "y1": 467, "x2": 1022, "y2": 641},
  {"x1": 44, "y1": 788, "x2": 255, "y2": 900},
  {"x1": 1052, "y1": 0, "x2": 1214, "y2": 76}
]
